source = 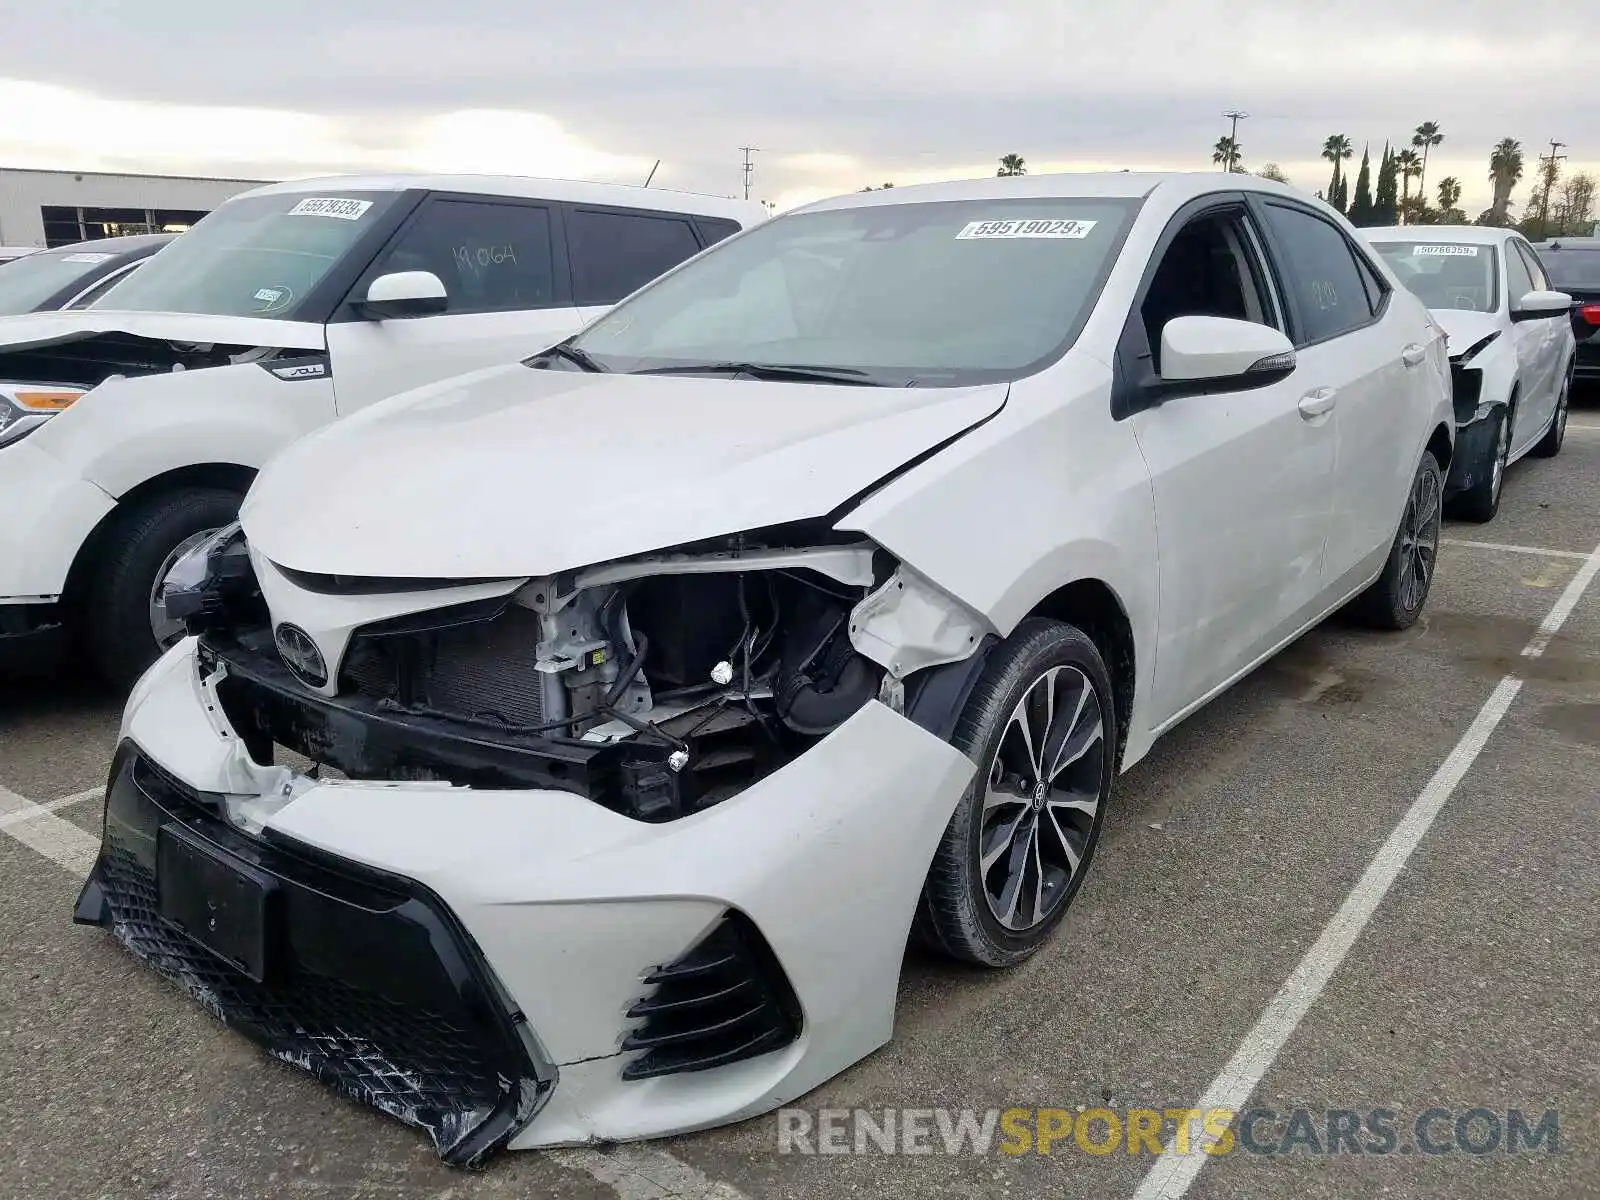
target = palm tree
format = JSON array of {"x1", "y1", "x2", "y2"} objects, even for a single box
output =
[
  {"x1": 1321, "y1": 134, "x2": 1353, "y2": 205},
  {"x1": 1412, "y1": 122, "x2": 1443, "y2": 202},
  {"x1": 1395, "y1": 149, "x2": 1422, "y2": 222},
  {"x1": 1488, "y1": 138, "x2": 1524, "y2": 225},
  {"x1": 997, "y1": 154, "x2": 1026, "y2": 178},
  {"x1": 1436, "y1": 176, "x2": 1463, "y2": 221},
  {"x1": 1212, "y1": 136, "x2": 1242, "y2": 173}
]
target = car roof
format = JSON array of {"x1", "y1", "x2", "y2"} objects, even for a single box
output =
[
  {"x1": 236, "y1": 173, "x2": 767, "y2": 223},
  {"x1": 38, "y1": 233, "x2": 176, "y2": 255},
  {"x1": 1362, "y1": 224, "x2": 1511, "y2": 245},
  {"x1": 1537, "y1": 236, "x2": 1600, "y2": 250},
  {"x1": 791, "y1": 170, "x2": 1317, "y2": 214}
]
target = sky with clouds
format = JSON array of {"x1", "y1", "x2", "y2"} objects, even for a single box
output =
[{"x1": 2, "y1": 0, "x2": 1596, "y2": 216}]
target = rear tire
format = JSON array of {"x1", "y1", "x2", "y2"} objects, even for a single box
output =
[
  {"x1": 921, "y1": 618, "x2": 1116, "y2": 968},
  {"x1": 1529, "y1": 362, "x2": 1572, "y2": 459},
  {"x1": 1449, "y1": 405, "x2": 1509, "y2": 524},
  {"x1": 1350, "y1": 452, "x2": 1443, "y2": 631},
  {"x1": 82, "y1": 488, "x2": 242, "y2": 690}
]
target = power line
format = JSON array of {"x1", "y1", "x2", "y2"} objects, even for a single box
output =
[
  {"x1": 1537, "y1": 139, "x2": 1566, "y2": 239},
  {"x1": 739, "y1": 146, "x2": 761, "y2": 200},
  {"x1": 1221, "y1": 110, "x2": 1248, "y2": 171}
]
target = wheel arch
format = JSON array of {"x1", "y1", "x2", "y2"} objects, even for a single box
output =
[
  {"x1": 1023, "y1": 578, "x2": 1136, "y2": 770},
  {"x1": 60, "y1": 462, "x2": 256, "y2": 611},
  {"x1": 1427, "y1": 421, "x2": 1454, "y2": 473}
]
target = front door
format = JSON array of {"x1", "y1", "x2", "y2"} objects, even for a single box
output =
[
  {"x1": 1129, "y1": 204, "x2": 1337, "y2": 727},
  {"x1": 324, "y1": 195, "x2": 580, "y2": 414}
]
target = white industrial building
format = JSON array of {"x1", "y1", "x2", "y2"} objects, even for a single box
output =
[{"x1": 0, "y1": 167, "x2": 269, "y2": 249}]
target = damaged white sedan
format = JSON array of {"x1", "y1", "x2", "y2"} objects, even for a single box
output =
[{"x1": 74, "y1": 171, "x2": 1454, "y2": 1166}]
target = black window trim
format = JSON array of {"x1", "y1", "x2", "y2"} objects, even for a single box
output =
[
  {"x1": 1111, "y1": 191, "x2": 1284, "y2": 419},
  {"x1": 294, "y1": 187, "x2": 429, "y2": 325},
  {"x1": 1246, "y1": 195, "x2": 1391, "y2": 350},
  {"x1": 1509, "y1": 236, "x2": 1549, "y2": 294},
  {"x1": 690, "y1": 213, "x2": 747, "y2": 249},
  {"x1": 327, "y1": 189, "x2": 568, "y2": 322},
  {"x1": 1502, "y1": 236, "x2": 1537, "y2": 308}
]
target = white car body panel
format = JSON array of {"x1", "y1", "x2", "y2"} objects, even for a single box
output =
[
  {"x1": 84, "y1": 171, "x2": 1455, "y2": 1158},
  {"x1": 242, "y1": 365, "x2": 1010, "y2": 578}
]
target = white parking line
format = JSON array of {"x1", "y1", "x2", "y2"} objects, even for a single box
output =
[
  {"x1": 1133, "y1": 538, "x2": 1600, "y2": 1200},
  {"x1": 1442, "y1": 537, "x2": 1590, "y2": 561},
  {"x1": 0, "y1": 784, "x2": 99, "y2": 876},
  {"x1": 0, "y1": 778, "x2": 750, "y2": 1199}
]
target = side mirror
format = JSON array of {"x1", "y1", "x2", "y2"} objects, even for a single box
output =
[
  {"x1": 358, "y1": 270, "x2": 448, "y2": 320},
  {"x1": 1510, "y1": 289, "x2": 1573, "y2": 322},
  {"x1": 1158, "y1": 315, "x2": 1297, "y2": 391}
]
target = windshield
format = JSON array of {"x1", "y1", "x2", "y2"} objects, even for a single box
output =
[
  {"x1": 567, "y1": 196, "x2": 1141, "y2": 385},
  {"x1": 0, "y1": 247, "x2": 118, "y2": 315},
  {"x1": 1535, "y1": 246, "x2": 1600, "y2": 290},
  {"x1": 1369, "y1": 241, "x2": 1498, "y2": 313},
  {"x1": 94, "y1": 191, "x2": 401, "y2": 319}
]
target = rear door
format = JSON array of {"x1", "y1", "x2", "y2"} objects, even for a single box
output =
[
  {"x1": 1252, "y1": 197, "x2": 1437, "y2": 600},
  {"x1": 564, "y1": 204, "x2": 717, "y2": 327},
  {"x1": 323, "y1": 193, "x2": 578, "y2": 414}
]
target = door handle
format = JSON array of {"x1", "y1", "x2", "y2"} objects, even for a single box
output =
[
  {"x1": 1298, "y1": 387, "x2": 1337, "y2": 419},
  {"x1": 1402, "y1": 343, "x2": 1427, "y2": 367}
]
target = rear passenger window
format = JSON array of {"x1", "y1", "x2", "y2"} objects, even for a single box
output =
[
  {"x1": 371, "y1": 199, "x2": 555, "y2": 314},
  {"x1": 567, "y1": 208, "x2": 703, "y2": 306},
  {"x1": 694, "y1": 217, "x2": 743, "y2": 247},
  {"x1": 1261, "y1": 203, "x2": 1376, "y2": 343}
]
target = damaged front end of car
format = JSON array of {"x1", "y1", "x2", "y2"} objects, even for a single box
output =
[{"x1": 75, "y1": 515, "x2": 995, "y2": 1163}]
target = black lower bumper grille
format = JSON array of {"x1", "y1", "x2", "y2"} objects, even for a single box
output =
[
  {"x1": 621, "y1": 911, "x2": 802, "y2": 1080},
  {"x1": 74, "y1": 744, "x2": 552, "y2": 1167}
]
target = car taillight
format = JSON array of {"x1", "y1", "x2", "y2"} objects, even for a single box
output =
[{"x1": 1580, "y1": 303, "x2": 1600, "y2": 326}]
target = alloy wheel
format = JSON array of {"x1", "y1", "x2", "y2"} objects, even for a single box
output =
[
  {"x1": 979, "y1": 665, "x2": 1105, "y2": 931},
  {"x1": 1397, "y1": 463, "x2": 1442, "y2": 613}
]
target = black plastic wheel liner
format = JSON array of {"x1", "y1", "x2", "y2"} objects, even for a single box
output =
[{"x1": 73, "y1": 742, "x2": 556, "y2": 1168}]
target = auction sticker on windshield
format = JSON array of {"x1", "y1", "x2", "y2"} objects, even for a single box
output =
[
  {"x1": 1413, "y1": 244, "x2": 1478, "y2": 256},
  {"x1": 287, "y1": 197, "x2": 374, "y2": 221},
  {"x1": 956, "y1": 218, "x2": 1098, "y2": 240}
]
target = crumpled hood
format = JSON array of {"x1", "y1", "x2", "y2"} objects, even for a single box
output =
[
  {"x1": 1428, "y1": 307, "x2": 1503, "y2": 357},
  {"x1": 0, "y1": 308, "x2": 325, "y2": 354},
  {"x1": 242, "y1": 363, "x2": 1008, "y2": 578}
]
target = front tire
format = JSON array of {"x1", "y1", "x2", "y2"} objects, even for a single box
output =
[
  {"x1": 1351, "y1": 451, "x2": 1443, "y2": 631},
  {"x1": 1449, "y1": 405, "x2": 1509, "y2": 523},
  {"x1": 82, "y1": 488, "x2": 242, "y2": 690},
  {"x1": 1529, "y1": 362, "x2": 1572, "y2": 459},
  {"x1": 921, "y1": 618, "x2": 1116, "y2": 968}
]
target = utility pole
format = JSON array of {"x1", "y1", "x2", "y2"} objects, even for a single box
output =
[
  {"x1": 1537, "y1": 139, "x2": 1566, "y2": 238},
  {"x1": 739, "y1": 147, "x2": 761, "y2": 200},
  {"x1": 1222, "y1": 110, "x2": 1248, "y2": 171}
]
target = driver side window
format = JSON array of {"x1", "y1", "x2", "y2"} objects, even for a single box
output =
[
  {"x1": 1504, "y1": 241, "x2": 1535, "y2": 306},
  {"x1": 1141, "y1": 209, "x2": 1279, "y2": 372}
]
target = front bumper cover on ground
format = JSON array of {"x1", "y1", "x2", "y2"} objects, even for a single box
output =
[{"x1": 73, "y1": 638, "x2": 977, "y2": 1162}]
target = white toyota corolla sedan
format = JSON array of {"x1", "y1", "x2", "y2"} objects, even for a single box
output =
[
  {"x1": 1364, "y1": 225, "x2": 1575, "y2": 522},
  {"x1": 75, "y1": 172, "x2": 1453, "y2": 1166}
]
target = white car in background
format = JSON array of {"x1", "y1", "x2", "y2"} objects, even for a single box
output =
[
  {"x1": 77, "y1": 171, "x2": 1451, "y2": 1165},
  {"x1": 1365, "y1": 226, "x2": 1575, "y2": 521},
  {"x1": 0, "y1": 174, "x2": 765, "y2": 684}
]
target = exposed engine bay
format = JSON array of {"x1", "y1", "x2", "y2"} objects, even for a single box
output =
[
  {"x1": 0, "y1": 333, "x2": 290, "y2": 389},
  {"x1": 173, "y1": 524, "x2": 988, "y2": 823}
]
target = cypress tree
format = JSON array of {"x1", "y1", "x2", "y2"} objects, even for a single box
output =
[
  {"x1": 1374, "y1": 142, "x2": 1400, "y2": 225},
  {"x1": 1349, "y1": 145, "x2": 1375, "y2": 225}
]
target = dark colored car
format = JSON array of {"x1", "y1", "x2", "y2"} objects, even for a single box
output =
[
  {"x1": 1533, "y1": 236, "x2": 1600, "y2": 383},
  {"x1": 0, "y1": 233, "x2": 176, "y2": 315}
]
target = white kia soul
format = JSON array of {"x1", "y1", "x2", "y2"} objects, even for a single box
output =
[{"x1": 0, "y1": 173, "x2": 765, "y2": 684}]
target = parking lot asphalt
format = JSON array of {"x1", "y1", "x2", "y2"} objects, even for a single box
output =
[{"x1": 3, "y1": 401, "x2": 1598, "y2": 1200}]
